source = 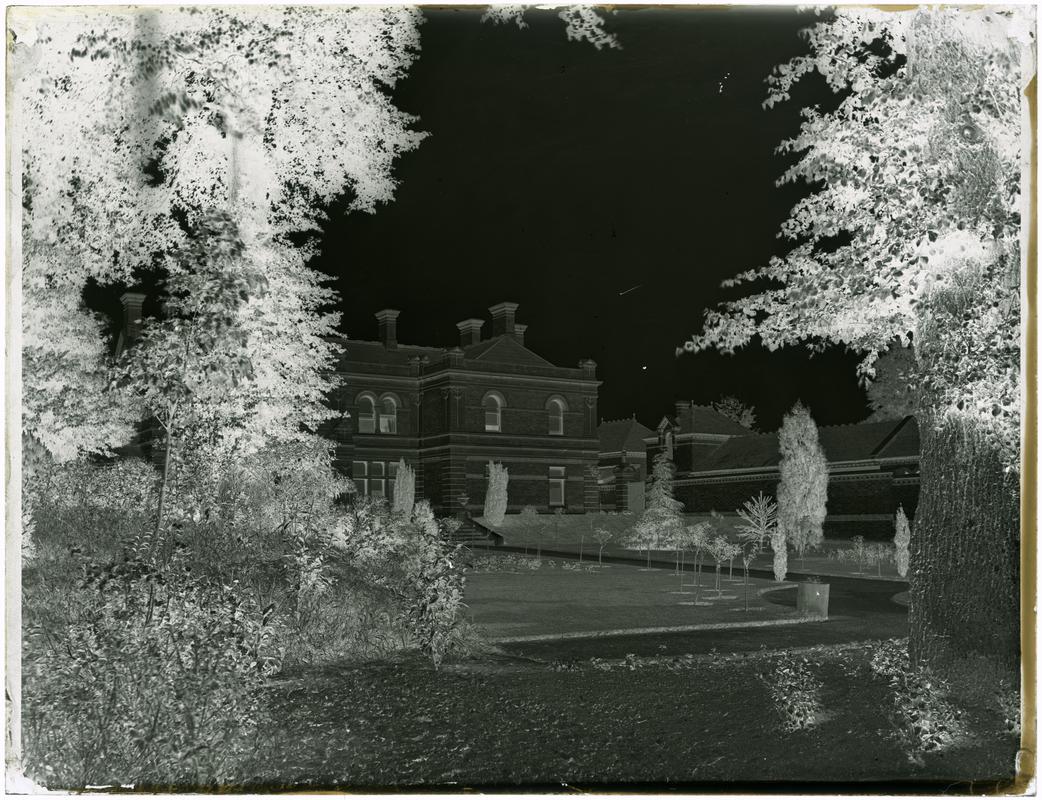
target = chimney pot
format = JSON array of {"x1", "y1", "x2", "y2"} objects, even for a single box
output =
[
  {"x1": 488, "y1": 301, "x2": 519, "y2": 338},
  {"x1": 375, "y1": 309, "x2": 400, "y2": 350},
  {"x1": 456, "y1": 318, "x2": 484, "y2": 348}
]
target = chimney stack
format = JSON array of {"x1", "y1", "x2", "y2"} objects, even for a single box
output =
[
  {"x1": 674, "y1": 400, "x2": 690, "y2": 419},
  {"x1": 456, "y1": 318, "x2": 483, "y2": 348},
  {"x1": 375, "y1": 309, "x2": 400, "y2": 350},
  {"x1": 514, "y1": 323, "x2": 528, "y2": 347},
  {"x1": 120, "y1": 292, "x2": 147, "y2": 345},
  {"x1": 489, "y1": 301, "x2": 519, "y2": 338}
]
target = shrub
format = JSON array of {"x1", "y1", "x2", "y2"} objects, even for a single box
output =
[
  {"x1": 23, "y1": 552, "x2": 278, "y2": 789},
  {"x1": 760, "y1": 653, "x2": 823, "y2": 731},
  {"x1": 770, "y1": 530, "x2": 787, "y2": 582},
  {"x1": 483, "y1": 461, "x2": 509, "y2": 526},
  {"x1": 869, "y1": 639, "x2": 964, "y2": 763}
]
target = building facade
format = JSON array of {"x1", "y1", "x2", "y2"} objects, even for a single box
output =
[
  {"x1": 330, "y1": 303, "x2": 601, "y2": 516},
  {"x1": 596, "y1": 417, "x2": 654, "y2": 512},
  {"x1": 645, "y1": 402, "x2": 921, "y2": 539}
]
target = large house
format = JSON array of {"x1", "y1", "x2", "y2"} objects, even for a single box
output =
[
  {"x1": 329, "y1": 303, "x2": 601, "y2": 517},
  {"x1": 645, "y1": 401, "x2": 921, "y2": 539}
]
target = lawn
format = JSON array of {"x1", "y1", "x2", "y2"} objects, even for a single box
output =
[
  {"x1": 463, "y1": 553, "x2": 802, "y2": 641},
  {"x1": 248, "y1": 642, "x2": 1020, "y2": 790},
  {"x1": 479, "y1": 513, "x2": 908, "y2": 582}
]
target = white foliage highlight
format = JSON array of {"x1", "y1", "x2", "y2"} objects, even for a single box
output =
[
  {"x1": 557, "y1": 6, "x2": 620, "y2": 50},
  {"x1": 483, "y1": 461, "x2": 509, "y2": 526},
  {"x1": 777, "y1": 403, "x2": 829, "y2": 559}
]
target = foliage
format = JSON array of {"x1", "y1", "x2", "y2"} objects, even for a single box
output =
[
  {"x1": 894, "y1": 506, "x2": 912, "y2": 577},
  {"x1": 23, "y1": 551, "x2": 279, "y2": 789},
  {"x1": 776, "y1": 402, "x2": 829, "y2": 558},
  {"x1": 392, "y1": 459, "x2": 416, "y2": 516},
  {"x1": 483, "y1": 461, "x2": 509, "y2": 527},
  {"x1": 735, "y1": 492, "x2": 778, "y2": 552},
  {"x1": 557, "y1": 6, "x2": 620, "y2": 50},
  {"x1": 850, "y1": 535, "x2": 868, "y2": 573},
  {"x1": 683, "y1": 7, "x2": 1030, "y2": 475},
  {"x1": 627, "y1": 450, "x2": 683, "y2": 555},
  {"x1": 869, "y1": 638, "x2": 964, "y2": 763},
  {"x1": 866, "y1": 346, "x2": 919, "y2": 422},
  {"x1": 760, "y1": 653, "x2": 824, "y2": 732},
  {"x1": 713, "y1": 395, "x2": 757, "y2": 430},
  {"x1": 770, "y1": 530, "x2": 788, "y2": 582}
]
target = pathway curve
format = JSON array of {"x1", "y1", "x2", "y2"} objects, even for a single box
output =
[{"x1": 476, "y1": 545, "x2": 908, "y2": 661}]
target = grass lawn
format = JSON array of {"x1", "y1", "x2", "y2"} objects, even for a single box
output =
[
  {"x1": 464, "y1": 554, "x2": 800, "y2": 641},
  {"x1": 479, "y1": 513, "x2": 908, "y2": 582},
  {"x1": 250, "y1": 642, "x2": 1019, "y2": 790}
]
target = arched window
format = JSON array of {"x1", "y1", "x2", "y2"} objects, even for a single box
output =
[
  {"x1": 483, "y1": 392, "x2": 503, "y2": 432},
  {"x1": 357, "y1": 394, "x2": 376, "y2": 434},
  {"x1": 379, "y1": 396, "x2": 398, "y2": 434},
  {"x1": 547, "y1": 397, "x2": 566, "y2": 436}
]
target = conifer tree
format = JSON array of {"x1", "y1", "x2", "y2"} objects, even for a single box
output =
[
  {"x1": 894, "y1": 505, "x2": 912, "y2": 579},
  {"x1": 627, "y1": 449, "x2": 684, "y2": 567},
  {"x1": 483, "y1": 462, "x2": 509, "y2": 527},
  {"x1": 392, "y1": 459, "x2": 416, "y2": 516},
  {"x1": 777, "y1": 402, "x2": 829, "y2": 565}
]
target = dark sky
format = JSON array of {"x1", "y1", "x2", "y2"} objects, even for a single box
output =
[
  {"x1": 311, "y1": 6, "x2": 870, "y2": 432},
  {"x1": 92, "y1": 6, "x2": 871, "y2": 433}
]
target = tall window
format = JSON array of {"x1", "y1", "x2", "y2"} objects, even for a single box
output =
[
  {"x1": 549, "y1": 466, "x2": 566, "y2": 507},
  {"x1": 357, "y1": 395, "x2": 376, "y2": 434},
  {"x1": 369, "y1": 461, "x2": 386, "y2": 499},
  {"x1": 352, "y1": 461, "x2": 367, "y2": 496},
  {"x1": 484, "y1": 393, "x2": 502, "y2": 432},
  {"x1": 379, "y1": 396, "x2": 398, "y2": 434},
  {"x1": 548, "y1": 398, "x2": 565, "y2": 436}
]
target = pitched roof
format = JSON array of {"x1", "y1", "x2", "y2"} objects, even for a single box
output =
[
  {"x1": 462, "y1": 334, "x2": 555, "y2": 367},
  {"x1": 676, "y1": 404, "x2": 752, "y2": 436},
  {"x1": 691, "y1": 416, "x2": 920, "y2": 472},
  {"x1": 335, "y1": 338, "x2": 445, "y2": 367},
  {"x1": 599, "y1": 418, "x2": 655, "y2": 453}
]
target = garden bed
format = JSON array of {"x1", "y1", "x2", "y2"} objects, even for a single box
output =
[{"x1": 250, "y1": 642, "x2": 1020, "y2": 790}]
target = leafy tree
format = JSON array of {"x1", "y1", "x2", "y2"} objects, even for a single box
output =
[
  {"x1": 894, "y1": 506, "x2": 912, "y2": 578},
  {"x1": 483, "y1": 462, "x2": 509, "y2": 527},
  {"x1": 850, "y1": 535, "x2": 868, "y2": 575},
  {"x1": 683, "y1": 7, "x2": 1029, "y2": 677},
  {"x1": 777, "y1": 402, "x2": 829, "y2": 567},
  {"x1": 627, "y1": 449, "x2": 683, "y2": 568},
  {"x1": 684, "y1": 522, "x2": 713, "y2": 602},
  {"x1": 707, "y1": 536, "x2": 737, "y2": 597},
  {"x1": 392, "y1": 459, "x2": 416, "y2": 516},
  {"x1": 713, "y1": 395, "x2": 757, "y2": 430}
]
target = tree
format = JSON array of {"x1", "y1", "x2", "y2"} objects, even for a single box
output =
[
  {"x1": 894, "y1": 506, "x2": 912, "y2": 578},
  {"x1": 684, "y1": 522, "x2": 713, "y2": 602},
  {"x1": 777, "y1": 403, "x2": 829, "y2": 567},
  {"x1": 392, "y1": 459, "x2": 416, "y2": 516},
  {"x1": 518, "y1": 504, "x2": 540, "y2": 557},
  {"x1": 627, "y1": 449, "x2": 684, "y2": 568},
  {"x1": 736, "y1": 492, "x2": 778, "y2": 554},
  {"x1": 770, "y1": 529, "x2": 788, "y2": 583},
  {"x1": 593, "y1": 525, "x2": 614, "y2": 566},
  {"x1": 713, "y1": 395, "x2": 757, "y2": 430},
  {"x1": 483, "y1": 462, "x2": 509, "y2": 527},
  {"x1": 682, "y1": 7, "x2": 1029, "y2": 678}
]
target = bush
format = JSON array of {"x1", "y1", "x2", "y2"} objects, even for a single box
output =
[
  {"x1": 760, "y1": 653, "x2": 823, "y2": 731},
  {"x1": 869, "y1": 639, "x2": 964, "y2": 763},
  {"x1": 23, "y1": 552, "x2": 279, "y2": 789}
]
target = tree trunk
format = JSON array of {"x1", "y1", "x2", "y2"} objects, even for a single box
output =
[{"x1": 910, "y1": 414, "x2": 1020, "y2": 682}]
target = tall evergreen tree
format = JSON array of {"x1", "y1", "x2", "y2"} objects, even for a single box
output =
[
  {"x1": 777, "y1": 402, "x2": 829, "y2": 563},
  {"x1": 627, "y1": 450, "x2": 684, "y2": 567}
]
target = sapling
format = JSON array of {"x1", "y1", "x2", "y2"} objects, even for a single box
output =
[
  {"x1": 851, "y1": 535, "x2": 867, "y2": 575},
  {"x1": 593, "y1": 526, "x2": 613, "y2": 566},
  {"x1": 518, "y1": 504, "x2": 540, "y2": 557}
]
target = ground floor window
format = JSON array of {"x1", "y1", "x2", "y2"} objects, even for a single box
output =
[
  {"x1": 352, "y1": 460, "x2": 402, "y2": 503},
  {"x1": 549, "y1": 466, "x2": 566, "y2": 507}
]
